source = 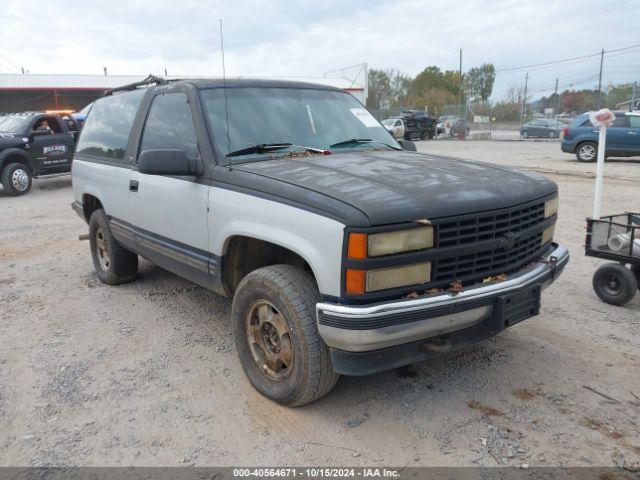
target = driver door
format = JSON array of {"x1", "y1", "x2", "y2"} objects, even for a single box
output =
[
  {"x1": 28, "y1": 116, "x2": 74, "y2": 175},
  {"x1": 129, "y1": 90, "x2": 211, "y2": 286}
]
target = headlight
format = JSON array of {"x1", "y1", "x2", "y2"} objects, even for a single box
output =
[
  {"x1": 544, "y1": 196, "x2": 559, "y2": 218},
  {"x1": 367, "y1": 226, "x2": 434, "y2": 257},
  {"x1": 366, "y1": 262, "x2": 431, "y2": 292}
]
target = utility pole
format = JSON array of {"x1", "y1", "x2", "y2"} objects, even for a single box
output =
[
  {"x1": 521, "y1": 72, "x2": 529, "y2": 127},
  {"x1": 459, "y1": 48, "x2": 463, "y2": 114},
  {"x1": 597, "y1": 48, "x2": 604, "y2": 108},
  {"x1": 554, "y1": 77, "x2": 559, "y2": 130}
]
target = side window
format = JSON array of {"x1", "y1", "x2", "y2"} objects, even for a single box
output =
[
  {"x1": 629, "y1": 116, "x2": 640, "y2": 128},
  {"x1": 139, "y1": 93, "x2": 199, "y2": 159},
  {"x1": 76, "y1": 89, "x2": 145, "y2": 161},
  {"x1": 611, "y1": 116, "x2": 629, "y2": 128}
]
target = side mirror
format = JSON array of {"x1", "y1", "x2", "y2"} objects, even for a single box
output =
[
  {"x1": 137, "y1": 149, "x2": 198, "y2": 176},
  {"x1": 398, "y1": 139, "x2": 417, "y2": 152}
]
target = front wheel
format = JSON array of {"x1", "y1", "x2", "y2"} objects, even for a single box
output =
[
  {"x1": 1, "y1": 163, "x2": 32, "y2": 196},
  {"x1": 592, "y1": 263, "x2": 637, "y2": 306},
  {"x1": 548, "y1": 130, "x2": 556, "y2": 138},
  {"x1": 232, "y1": 264, "x2": 339, "y2": 406},
  {"x1": 522, "y1": 131, "x2": 529, "y2": 139},
  {"x1": 576, "y1": 141, "x2": 597, "y2": 162}
]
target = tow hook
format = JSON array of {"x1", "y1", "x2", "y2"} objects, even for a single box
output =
[
  {"x1": 420, "y1": 337, "x2": 452, "y2": 353},
  {"x1": 538, "y1": 255, "x2": 559, "y2": 281}
]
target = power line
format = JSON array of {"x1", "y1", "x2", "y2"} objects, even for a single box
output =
[{"x1": 495, "y1": 42, "x2": 640, "y2": 73}]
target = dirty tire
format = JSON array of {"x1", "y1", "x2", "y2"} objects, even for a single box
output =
[
  {"x1": 592, "y1": 263, "x2": 637, "y2": 306},
  {"x1": 576, "y1": 141, "x2": 597, "y2": 162},
  {"x1": 1, "y1": 163, "x2": 32, "y2": 196},
  {"x1": 89, "y1": 209, "x2": 138, "y2": 285},
  {"x1": 630, "y1": 265, "x2": 640, "y2": 289},
  {"x1": 232, "y1": 264, "x2": 339, "y2": 406}
]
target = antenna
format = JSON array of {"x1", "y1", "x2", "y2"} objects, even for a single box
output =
[
  {"x1": 162, "y1": 41, "x2": 168, "y2": 77},
  {"x1": 220, "y1": 19, "x2": 231, "y2": 167}
]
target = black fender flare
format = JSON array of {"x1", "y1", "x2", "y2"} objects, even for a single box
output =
[{"x1": 0, "y1": 148, "x2": 34, "y2": 173}]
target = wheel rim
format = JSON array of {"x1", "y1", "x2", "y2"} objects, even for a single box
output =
[
  {"x1": 95, "y1": 228, "x2": 111, "y2": 271},
  {"x1": 580, "y1": 144, "x2": 596, "y2": 160},
  {"x1": 549, "y1": 131, "x2": 555, "y2": 138},
  {"x1": 11, "y1": 168, "x2": 29, "y2": 191},
  {"x1": 246, "y1": 300, "x2": 293, "y2": 380},
  {"x1": 523, "y1": 132, "x2": 528, "y2": 138},
  {"x1": 601, "y1": 274, "x2": 622, "y2": 296}
]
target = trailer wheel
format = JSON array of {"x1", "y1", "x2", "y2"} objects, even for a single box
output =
[
  {"x1": 630, "y1": 265, "x2": 640, "y2": 289},
  {"x1": 592, "y1": 263, "x2": 637, "y2": 306}
]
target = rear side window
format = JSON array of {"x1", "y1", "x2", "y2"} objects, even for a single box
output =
[
  {"x1": 612, "y1": 116, "x2": 629, "y2": 128},
  {"x1": 139, "y1": 92, "x2": 200, "y2": 160},
  {"x1": 76, "y1": 89, "x2": 145, "y2": 161},
  {"x1": 630, "y1": 116, "x2": 640, "y2": 128}
]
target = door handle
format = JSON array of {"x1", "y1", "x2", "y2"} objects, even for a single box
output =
[
  {"x1": 129, "y1": 180, "x2": 139, "y2": 192},
  {"x1": 628, "y1": 131, "x2": 638, "y2": 135}
]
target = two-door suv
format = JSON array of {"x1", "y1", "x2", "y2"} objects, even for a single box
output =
[{"x1": 71, "y1": 77, "x2": 569, "y2": 406}]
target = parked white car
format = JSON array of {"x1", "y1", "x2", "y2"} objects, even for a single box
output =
[{"x1": 381, "y1": 118, "x2": 405, "y2": 139}]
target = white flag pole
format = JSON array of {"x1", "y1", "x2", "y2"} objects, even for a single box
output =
[
  {"x1": 589, "y1": 108, "x2": 615, "y2": 219},
  {"x1": 592, "y1": 124, "x2": 607, "y2": 219}
]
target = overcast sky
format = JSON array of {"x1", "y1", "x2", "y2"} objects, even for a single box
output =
[{"x1": 1, "y1": 0, "x2": 638, "y2": 99}]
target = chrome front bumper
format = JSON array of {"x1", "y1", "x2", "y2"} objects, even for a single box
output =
[{"x1": 316, "y1": 243, "x2": 569, "y2": 352}]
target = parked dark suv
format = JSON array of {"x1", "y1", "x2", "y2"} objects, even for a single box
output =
[{"x1": 561, "y1": 111, "x2": 640, "y2": 162}]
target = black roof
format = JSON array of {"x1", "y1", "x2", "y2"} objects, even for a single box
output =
[
  {"x1": 107, "y1": 74, "x2": 342, "y2": 95},
  {"x1": 187, "y1": 78, "x2": 342, "y2": 91},
  {"x1": 0, "y1": 111, "x2": 46, "y2": 117}
]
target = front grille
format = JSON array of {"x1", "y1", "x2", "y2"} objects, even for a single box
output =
[
  {"x1": 433, "y1": 232, "x2": 543, "y2": 282},
  {"x1": 437, "y1": 202, "x2": 546, "y2": 248}
]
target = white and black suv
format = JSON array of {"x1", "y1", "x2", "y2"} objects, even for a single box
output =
[{"x1": 71, "y1": 76, "x2": 569, "y2": 406}]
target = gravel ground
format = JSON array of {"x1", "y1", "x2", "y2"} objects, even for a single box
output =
[{"x1": 1, "y1": 141, "x2": 639, "y2": 468}]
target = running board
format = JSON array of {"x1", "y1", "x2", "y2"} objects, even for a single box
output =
[{"x1": 34, "y1": 172, "x2": 71, "y2": 179}]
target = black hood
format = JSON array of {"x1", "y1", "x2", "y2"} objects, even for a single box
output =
[{"x1": 231, "y1": 151, "x2": 558, "y2": 226}]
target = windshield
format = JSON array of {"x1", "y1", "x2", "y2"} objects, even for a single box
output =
[
  {"x1": 382, "y1": 119, "x2": 396, "y2": 126},
  {"x1": 0, "y1": 115, "x2": 30, "y2": 134},
  {"x1": 200, "y1": 87, "x2": 398, "y2": 162}
]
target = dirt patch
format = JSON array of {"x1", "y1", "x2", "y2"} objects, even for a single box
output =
[
  {"x1": 513, "y1": 388, "x2": 536, "y2": 401},
  {"x1": 467, "y1": 400, "x2": 505, "y2": 417}
]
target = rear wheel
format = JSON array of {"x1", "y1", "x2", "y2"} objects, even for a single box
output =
[
  {"x1": 522, "y1": 131, "x2": 529, "y2": 139},
  {"x1": 548, "y1": 130, "x2": 556, "y2": 138},
  {"x1": 1, "y1": 163, "x2": 32, "y2": 196},
  {"x1": 89, "y1": 209, "x2": 138, "y2": 285},
  {"x1": 592, "y1": 263, "x2": 637, "y2": 306},
  {"x1": 576, "y1": 141, "x2": 597, "y2": 162},
  {"x1": 232, "y1": 264, "x2": 339, "y2": 406}
]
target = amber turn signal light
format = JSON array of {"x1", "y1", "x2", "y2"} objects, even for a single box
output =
[
  {"x1": 345, "y1": 269, "x2": 366, "y2": 295},
  {"x1": 347, "y1": 233, "x2": 367, "y2": 259}
]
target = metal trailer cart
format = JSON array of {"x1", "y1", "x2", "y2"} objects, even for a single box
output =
[{"x1": 585, "y1": 212, "x2": 640, "y2": 305}]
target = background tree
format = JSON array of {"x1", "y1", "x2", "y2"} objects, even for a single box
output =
[{"x1": 464, "y1": 63, "x2": 495, "y2": 102}]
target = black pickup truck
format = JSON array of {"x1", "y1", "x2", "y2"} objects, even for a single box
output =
[
  {"x1": 0, "y1": 112, "x2": 80, "y2": 196},
  {"x1": 400, "y1": 109, "x2": 438, "y2": 140}
]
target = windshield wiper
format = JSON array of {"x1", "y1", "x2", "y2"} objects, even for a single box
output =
[
  {"x1": 329, "y1": 138, "x2": 402, "y2": 150},
  {"x1": 226, "y1": 143, "x2": 331, "y2": 158},
  {"x1": 226, "y1": 143, "x2": 293, "y2": 158}
]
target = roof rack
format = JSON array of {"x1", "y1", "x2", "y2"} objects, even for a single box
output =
[{"x1": 104, "y1": 74, "x2": 180, "y2": 96}]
